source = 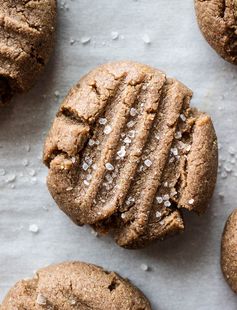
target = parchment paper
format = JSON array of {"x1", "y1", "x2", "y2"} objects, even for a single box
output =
[{"x1": 1, "y1": 1, "x2": 237, "y2": 309}]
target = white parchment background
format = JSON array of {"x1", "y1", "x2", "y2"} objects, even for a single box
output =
[{"x1": 1, "y1": 1, "x2": 237, "y2": 309}]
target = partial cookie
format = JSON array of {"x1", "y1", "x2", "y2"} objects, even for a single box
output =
[
  {"x1": 43, "y1": 61, "x2": 218, "y2": 249},
  {"x1": 1, "y1": 261, "x2": 151, "y2": 310},
  {"x1": 221, "y1": 209, "x2": 237, "y2": 293},
  {"x1": 0, "y1": 0, "x2": 57, "y2": 105},
  {"x1": 195, "y1": 0, "x2": 237, "y2": 64}
]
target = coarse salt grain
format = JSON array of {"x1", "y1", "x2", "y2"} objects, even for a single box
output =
[
  {"x1": 82, "y1": 162, "x2": 89, "y2": 171},
  {"x1": 175, "y1": 131, "x2": 182, "y2": 139},
  {"x1": 163, "y1": 194, "x2": 170, "y2": 201},
  {"x1": 88, "y1": 139, "x2": 95, "y2": 146},
  {"x1": 156, "y1": 211, "x2": 162, "y2": 218},
  {"x1": 99, "y1": 118, "x2": 107, "y2": 125},
  {"x1": 142, "y1": 34, "x2": 151, "y2": 44},
  {"x1": 171, "y1": 148, "x2": 178, "y2": 156},
  {"x1": 105, "y1": 163, "x2": 114, "y2": 171},
  {"x1": 117, "y1": 146, "x2": 126, "y2": 158},
  {"x1": 188, "y1": 198, "x2": 194, "y2": 205},
  {"x1": 111, "y1": 31, "x2": 119, "y2": 40},
  {"x1": 130, "y1": 107, "x2": 137, "y2": 116},
  {"x1": 36, "y1": 293, "x2": 47, "y2": 305},
  {"x1": 29, "y1": 224, "x2": 39, "y2": 233},
  {"x1": 140, "y1": 263, "x2": 149, "y2": 271},
  {"x1": 80, "y1": 36, "x2": 91, "y2": 44},
  {"x1": 128, "y1": 130, "x2": 136, "y2": 138},
  {"x1": 127, "y1": 121, "x2": 135, "y2": 128},
  {"x1": 84, "y1": 180, "x2": 90, "y2": 186},
  {"x1": 144, "y1": 159, "x2": 152, "y2": 167},
  {"x1": 104, "y1": 125, "x2": 112, "y2": 135},
  {"x1": 164, "y1": 201, "x2": 171, "y2": 207},
  {"x1": 124, "y1": 137, "x2": 132, "y2": 144},
  {"x1": 156, "y1": 196, "x2": 163, "y2": 204},
  {"x1": 180, "y1": 114, "x2": 186, "y2": 121}
]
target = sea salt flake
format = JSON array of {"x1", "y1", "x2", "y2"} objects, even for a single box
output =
[
  {"x1": 156, "y1": 196, "x2": 163, "y2": 204},
  {"x1": 164, "y1": 200, "x2": 171, "y2": 207},
  {"x1": 163, "y1": 194, "x2": 170, "y2": 201},
  {"x1": 36, "y1": 293, "x2": 47, "y2": 305},
  {"x1": 29, "y1": 224, "x2": 39, "y2": 233},
  {"x1": 127, "y1": 121, "x2": 135, "y2": 128},
  {"x1": 22, "y1": 159, "x2": 29, "y2": 166},
  {"x1": 224, "y1": 162, "x2": 232, "y2": 172},
  {"x1": 124, "y1": 137, "x2": 132, "y2": 144},
  {"x1": 130, "y1": 108, "x2": 137, "y2": 116},
  {"x1": 156, "y1": 211, "x2": 162, "y2": 218},
  {"x1": 88, "y1": 139, "x2": 95, "y2": 146},
  {"x1": 82, "y1": 162, "x2": 89, "y2": 171},
  {"x1": 84, "y1": 180, "x2": 90, "y2": 186},
  {"x1": 144, "y1": 159, "x2": 152, "y2": 167},
  {"x1": 175, "y1": 131, "x2": 182, "y2": 139},
  {"x1": 186, "y1": 145, "x2": 191, "y2": 152},
  {"x1": 81, "y1": 36, "x2": 91, "y2": 44},
  {"x1": 121, "y1": 213, "x2": 126, "y2": 219},
  {"x1": 188, "y1": 198, "x2": 194, "y2": 205},
  {"x1": 105, "y1": 163, "x2": 114, "y2": 171},
  {"x1": 117, "y1": 146, "x2": 126, "y2": 158},
  {"x1": 180, "y1": 114, "x2": 186, "y2": 122},
  {"x1": 104, "y1": 125, "x2": 112, "y2": 135},
  {"x1": 0, "y1": 168, "x2": 6, "y2": 176},
  {"x1": 99, "y1": 118, "x2": 107, "y2": 125},
  {"x1": 171, "y1": 148, "x2": 178, "y2": 156},
  {"x1": 142, "y1": 34, "x2": 151, "y2": 44},
  {"x1": 111, "y1": 31, "x2": 119, "y2": 40},
  {"x1": 87, "y1": 174, "x2": 92, "y2": 181},
  {"x1": 140, "y1": 263, "x2": 149, "y2": 271},
  {"x1": 128, "y1": 130, "x2": 136, "y2": 138}
]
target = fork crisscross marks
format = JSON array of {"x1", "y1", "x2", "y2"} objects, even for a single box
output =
[
  {"x1": 69, "y1": 71, "x2": 166, "y2": 224},
  {"x1": 112, "y1": 79, "x2": 192, "y2": 248}
]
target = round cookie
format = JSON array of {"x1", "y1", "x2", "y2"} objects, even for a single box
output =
[
  {"x1": 0, "y1": 0, "x2": 57, "y2": 105},
  {"x1": 43, "y1": 61, "x2": 218, "y2": 249},
  {"x1": 195, "y1": 0, "x2": 237, "y2": 64},
  {"x1": 221, "y1": 209, "x2": 237, "y2": 293},
  {"x1": 1, "y1": 261, "x2": 151, "y2": 309}
]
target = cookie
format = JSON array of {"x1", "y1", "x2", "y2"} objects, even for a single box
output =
[
  {"x1": 1, "y1": 261, "x2": 151, "y2": 309},
  {"x1": 43, "y1": 61, "x2": 218, "y2": 249},
  {"x1": 0, "y1": 0, "x2": 57, "y2": 105},
  {"x1": 221, "y1": 209, "x2": 237, "y2": 293},
  {"x1": 195, "y1": 0, "x2": 237, "y2": 64}
]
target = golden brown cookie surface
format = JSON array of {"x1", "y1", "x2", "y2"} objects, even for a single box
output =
[
  {"x1": 0, "y1": 0, "x2": 57, "y2": 105},
  {"x1": 195, "y1": 0, "x2": 237, "y2": 64},
  {"x1": 1, "y1": 261, "x2": 151, "y2": 310},
  {"x1": 43, "y1": 61, "x2": 218, "y2": 249},
  {"x1": 221, "y1": 209, "x2": 237, "y2": 293}
]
